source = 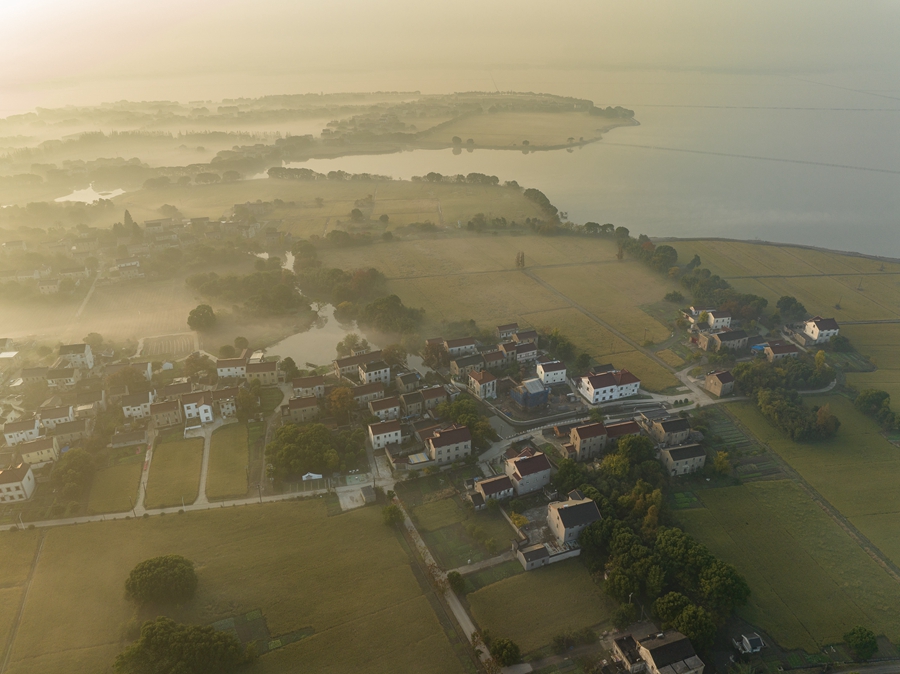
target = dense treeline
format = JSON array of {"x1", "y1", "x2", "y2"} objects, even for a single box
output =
[
  {"x1": 733, "y1": 354, "x2": 834, "y2": 395},
  {"x1": 554, "y1": 435, "x2": 749, "y2": 647},
  {"x1": 855, "y1": 389, "x2": 900, "y2": 430},
  {"x1": 757, "y1": 388, "x2": 840, "y2": 441},
  {"x1": 186, "y1": 269, "x2": 308, "y2": 315},
  {"x1": 265, "y1": 423, "x2": 366, "y2": 478},
  {"x1": 293, "y1": 266, "x2": 385, "y2": 304},
  {"x1": 341, "y1": 294, "x2": 424, "y2": 334}
]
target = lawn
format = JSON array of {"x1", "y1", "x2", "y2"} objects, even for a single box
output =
[
  {"x1": 260, "y1": 388, "x2": 285, "y2": 415},
  {"x1": 844, "y1": 324, "x2": 900, "y2": 403},
  {"x1": 677, "y1": 480, "x2": 900, "y2": 651},
  {"x1": 5, "y1": 501, "x2": 465, "y2": 674},
  {"x1": 468, "y1": 559, "x2": 616, "y2": 654},
  {"x1": 412, "y1": 497, "x2": 467, "y2": 532},
  {"x1": 729, "y1": 396, "x2": 900, "y2": 583},
  {"x1": 422, "y1": 507, "x2": 518, "y2": 570},
  {"x1": 87, "y1": 463, "x2": 143, "y2": 514},
  {"x1": 206, "y1": 423, "x2": 249, "y2": 500},
  {"x1": 143, "y1": 437, "x2": 204, "y2": 509}
]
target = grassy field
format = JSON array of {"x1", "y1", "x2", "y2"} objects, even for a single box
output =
[
  {"x1": 843, "y1": 324, "x2": 900, "y2": 402},
  {"x1": 0, "y1": 531, "x2": 42, "y2": 662},
  {"x1": 206, "y1": 424, "x2": 250, "y2": 500},
  {"x1": 5, "y1": 501, "x2": 465, "y2": 674},
  {"x1": 259, "y1": 387, "x2": 285, "y2": 415},
  {"x1": 468, "y1": 560, "x2": 616, "y2": 654},
  {"x1": 144, "y1": 437, "x2": 204, "y2": 509},
  {"x1": 420, "y1": 505, "x2": 517, "y2": 570},
  {"x1": 729, "y1": 396, "x2": 900, "y2": 574},
  {"x1": 87, "y1": 463, "x2": 143, "y2": 514},
  {"x1": 412, "y1": 498, "x2": 468, "y2": 532},
  {"x1": 678, "y1": 480, "x2": 900, "y2": 651}
]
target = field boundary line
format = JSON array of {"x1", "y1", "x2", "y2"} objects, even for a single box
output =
[
  {"x1": 723, "y1": 405, "x2": 900, "y2": 585},
  {"x1": 1, "y1": 531, "x2": 46, "y2": 674}
]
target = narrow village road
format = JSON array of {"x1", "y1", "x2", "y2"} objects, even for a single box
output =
[{"x1": 189, "y1": 418, "x2": 230, "y2": 506}]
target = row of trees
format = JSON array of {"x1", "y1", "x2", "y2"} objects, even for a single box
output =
[
  {"x1": 265, "y1": 423, "x2": 366, "y2": 479},
  {"x1": 757, "y1": 389, "x2": 841, "y2": 441},
  {"x1": 855, "y1": 389, "x2": 900, "y2": 430},
  {"x1": 186, "y1": 269, "x2": 309, "y2": 315}
]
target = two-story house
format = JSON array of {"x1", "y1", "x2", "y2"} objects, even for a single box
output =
[
  {"x1": 660, "y1": 444, "x2": 706, "y2": 476},
  {"x1": 537, "y1": 360, "x2": 567, "y2": 385},
  {"x1": 246, "y1": 360, "x2": 278, "y2": 386},
  {"x1": 285, "y1": 396, "x2": 320, "y2": 424},
  {"x1": 468, "y1": 370, "x2": 497, "y2": 400},
  {"x1": 548, "y1": 490, "x2": 602, "y2": 545},
  {"x1": 803, "y1": 316, "x2": 840, "y2": 344},
  {"x1": 569, "y1": 423, "x2": 607, "y2": 461},
  {"x1": 368, "y1": 419, "x2": 402, "y2": 450},
  {"x1": 122, "y1": 391, "x2": 156, "y2": 419},
  {"x1": 58, "y1": 343, "x2": 94, "y2": 370},
  {"x1": 504, "y1": 451, "x2": 552, "y2": 494},
  {"x1": 292, "y1": 375, "x2": 326, "y2": 399},
  {"x1": 2, "y1": 418, "x2": 40, "y2": 446},
  {"x1": 426, "y1": 425, "x2": 472, "y2": 464},
  {"x1": 369, "y1": 396, "x2": 401, "y2": 421},
  {"x1": 359, "y1": 360, "x2": 391, "y2": 385}
]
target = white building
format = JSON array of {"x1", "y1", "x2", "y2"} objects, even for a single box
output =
[
  {"x1": 359, "y1": 360, "x2": 391, "y2": 385},
  {"x1": 468, "y1": 370, "x2": 497, "y2": 400},
  {"x1": 39, "y1": 405, "x2": 74, "y2": 430},
  {"x1": 515, "y1": 342, "x2": 539, "y2": 363},
  {"x1": 0, "y1": 464, "x2": 35, "y2": 502},
  {"x1": 369, "y1": 396, "x2": 401, "y2": 421},
  {"x1": 212, "y1": 388, "x2": 239, "y2": 418},
  {"x1": 216, "y1": 356, "x2": 248, "y2": 379},
  {"x1": 2, "y1": 418, "x2": 40, "y2": 446},
  {"x1": 536, "y1": 360, "x2": 567, "y2": 385},
  {"x1": 426, "y1": 425, "x2": 472, "y2": 464},
  {"x1": 17, "y1": 437, "x2": 60, "y2": 466},
  {"x1": 182, "y1": 391, "x2": 214, "y2": 424},
  {"x1": 660, "y1": 444, "x2": 706, "y2": 476},
  {"x1": 577, "y1": 369, "x2": 641, "y2": 404},
  {"x1": 548, "y1": 490, "x2": 602, "y2": 545},
  {"x1": 369, "y1": 420, "x2": 402, "y2": 450},
  {"x1": 443, "y1": 337, "x2": 477, "y2": 357},
  {"x1": 803, "y1": 316, "x2": 840, "y2": 344},
  {"x1": 122, "y1": 391, "x2": 156, "y2": 419},
  {"x1": 706, "y1": 310, "x2": 732, "y2": 330},
  {"x1": 58, "y1": 343, "x2": 94, "y2": 370},
  {"x1": 504, "y1": 451, "x2": 552, "y2": 495}
]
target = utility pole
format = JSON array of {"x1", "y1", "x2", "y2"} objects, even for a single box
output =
[
  {"x1": 256, "y1": 483, "x2": 263, "y2": 503},
  {"x1": 128, "y1": 496, "x2": 136, "y2": 518}
]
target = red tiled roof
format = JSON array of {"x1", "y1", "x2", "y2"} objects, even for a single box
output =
[
  {"x1": 369, "y1": 420, "x2": 401, "y2": 435},
  {"x1": 353, "y1": 382, "x2": 385, "y2": 397},
  {"x1": 478, "y1": 475, "x2": 513, "y2": 496},
  {"x1": 606, "y1": 420, "x2": 641, "y2": 439},
  {"x1": 469, "y1": 370, "x2": 496, "y2": 384},
  {"x1": 573, "y1": 422, "x2": 607, "y2": 439},
  {"x1": 429, "y1": 425, "x2": 471, "y2": 448},
  {"x1": 510, "y1": 452, "x2": 552, "y2": 476},
  {"x1": 767, "y1": 343, "x2": 799, "y2": 354},
  {"x1": 444, "y1": 337, "x2": 476, "y2": 348},
  {"x1": 613, "y1": 369, "x2": 640, "y2": 386},
  {"x1": 584, "y1": 373, "x2": 617, "y2": 389},
  {"x1": 288, "y1": 396, "x2": 318, "y2": 409},
  {"x1": 539, "y1": 360, "x2": 566, "y2": 372},
  {"x1": 420, "y1": 386, "x2": 448, "y2": 401},
  {"x1": 370, "y1": 396, "x2": 400, "y2": 411},
  {"x1": 709, "y1": 370, "x2": 735, "y2": 384}
]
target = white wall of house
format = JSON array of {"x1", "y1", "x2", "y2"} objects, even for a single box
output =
[{"x1": 369, "y1": 429, "x2": 401, "y2": 449}]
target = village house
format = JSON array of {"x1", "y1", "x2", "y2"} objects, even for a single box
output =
[
  {"x1": 400, "y1": 391, "x2": 425, "y2": 417},
  {"x1": 427, "y1": 425, "x2": 472, "y2": 464},
  {"x1": 548, "y1": 490, "x2": 602, "y2": 544},
  {"x1": 638, "y1": 631, "x2": 704, "y2": 674},
  {"x1": 498, "y1": 342, "x2": 518, "y2": 364},
  {"x1": 59, "y1": 266, "x2": 89, "y2": 280},
  {"x1": 660, "y1": 444, "x2": 706, "y2": 476},
  {"x1": 443, "y1": 337, "x2": 477, "y2": 357},
  {"x1": 513, "y1": 329, "x2": 539, "y2": 346},
  {"x1": 332, "y1": 350, "x2": 383, "y2": 378},
  {"x1": 0, "y1": 464, "x2": 35, "y2": 503},
  {"x1": 395, "y1": 371, "x2": 420, "y2": 394},
  {"x1": 285, "y1": 396, "x2": 319, "y2": 424},
  {"x1": 217, "y1": 355, "x2": 248, "y2": 379},
  {"x1": 353, "y1": 382, "x2": 385, "y2": 408},
  {"x1": 20, "y1": 367, "x2": 48, "y2": 384},
  {"x1": 0, "y1": 351, "x2": 20, "y2": 373},
  {"x1": 536, "y1": 360, "x2": 567, "y2": 386},
  {"x1": 110, "y1": 430, "x2": 147, "y2": 448},
  {"x1": 504, "y1": 451, "x2": 552, "y2": 495},
  {"x1": 482, "y1": 350, "x2": 506, "y2": 371},
  {"x1": 116, "y1": 257, "x2": 141, "y2": 278},
  {"x1": 450, "y1": 354, "x2": 484, "y2": 378},
  {"x1": 16, "y1": 437, "x2": 59, "y2": 466},
  {"x1": 47, "y1": 367, "x2": 81, "y2": 390},
  {"x1": 292, "y1": 375, "x2": 326, "y2": 399},
  {"x1": 475, "y1": 474, "x2": 514, "y2": 501},
  {"x1": 515, "y1": 342, "x2": 539, "y2": 363},
  {"x1": 765, "y1": 342, "x2": 800, "y2": 362},
  {"x1": 577, "y1": 369, "x2": 641, "y2": 404},
  {"x1": 368, "y1": 419, "x2": 402, "y2": 450},
  {"x1": 39, "y1": 405, "x2": 74, "y2": 430},
  {"x1": 698, "y1": 329, "x2": 748, "y2": 352},
  {"x1": 511, "y1": 378, "x2": 549, "y2": 409},
  {"x1": 705, "y1": 370, "x2": 735, "y2": 397},
  {"x1": 106, "y1": 361, "x2": 153, "y2": 381},
  {"x1": 38, "y1": 279, "x2": 60, "y2": 295},
  {"x1": 468, "y1": 370, "x2": 497, "y2": 400},
  {"x1": 122, "y1": 391, "x2": 156, "y2": 419},
  {"x1": 496, "y1": 323, "x2": 518, "y2": 340},
  {"x1": 649, "y1": 417, "x2": 692, "y2": 447},
  {"x1": 369, "y1": 396, "x2": 401, "y2": 421},
  {"x1": 181, "y1": 391, "x2": 214, "y2": 424},
  {"x1": 421, "y1": 385, "x2": 449, "y2": 411},
  {"x1": 803, "y1": 316, "x2": 840, "y2": 345},
  {"x1": 50, "y1": 419, "x2": 89, "y2": 446},
  {"x1": 246, "y1": 360, "x2": 278, "y2": 386},
  {"x1": 3, "y1": 418, "x2": 40, "y2": 446},
  {"x1": 358, "y1": 360, "x2": 391, "y2": 385},
  {"x1": 706, "y1": 310, "x2": 732, "y2": 330},
  {"x1": 569, "y1": 423, "x2": 607, "y2": 461},
  {"x1": 212, "y1": 388, "x2": 239, "y2": 417},
  {"x1": 150, "y1": 400, "x2": 183, "y2": 428},
  {"x1": 160, "y1": 381, "x2": 192, "y2": 400}
]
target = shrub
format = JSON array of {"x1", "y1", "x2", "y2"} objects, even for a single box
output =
[{"x1": 489, "y1": 637, "x2": 521, "y2": 666}]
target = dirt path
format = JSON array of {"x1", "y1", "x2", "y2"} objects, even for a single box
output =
[
  {"x1": 1, "y1": 531, "x2": 46, "y2": 674},
  {"x1": 451, "y1": 550, "x2": 515, "y2": 575}
]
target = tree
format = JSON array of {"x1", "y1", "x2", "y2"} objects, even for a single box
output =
[
  {"x1": 379, "y1": 214, "x2": 389, "y2": 223},
  {"x1": 219, "y1": 344, "x2": 236, "y2": 358},
  {"x1": 382, "y1": 504, "x2": 404, "y2": 526},
  {"x1": 614, "y1": 226, "x2": 630, "y2": 239},
  {"x1": 489, "y1": 638, "x2": 521, "y2": 666},
  {"x1": 336, "y1": 333, "x2": 368, "y2": 358},
  {"x1": 350, "y1": 208, "x2": 365, "y2": 222},
  {"x1": 328, "y1": 387, "x2": 355, "y2": 424},
  {"x1": 236, "y1": 388, "x2": 260, "y2": 422},
  {"x1": 844, "y1": 625, "x2": 878, "y2": 661},
  {"x1": 699, "y1": 560, "x2": 750, "y2": 615},
  {"x1": 815, "y1": 350, "x2": 827, "y2": 371},
  {"x1": 51, "y1": 449, "x2": 95, "y2": 500},
  {"x1": 125, "y1": 555, "x2": 198, "y2": 606},
  {"x1": 234, "y1": 336, "x2": 249, "y2": 350},
  {"x1": 281, "y1": 357, "x2": 300, "y2": 381},
  {"x1": 382, "y1": 343, "x2": 407, "y2": 368},
  {"x1": 187, "y1": 304, "x2": 216, "y2": 331},
  {"x1": 831, "y1": 334, "x2": 852, "y2": 352},
  {"x1": 83, "y1": 332, "x2": 104, "y2": 351},
  {"x1": 697, "y1": 311, "x2": 709, "y2": 325},
  {"x1": 713, "y1": 451, "x2": 730, "y2": 475},
  {"x1": 575, "y1": 353, "x2": 591, "y2": 372},
  {"x1": 664, "y1": 291, "x2": 684, "y2": 303},
  {"x1": 447, "y1": 570, "x2": 465, "y2": 595},
  {"x1": 114, "y1": 617, "x2": 247, "y2": 674},
  {"x1": 613, "y1": 603, "x2": 637, "y2": 629},
  {"x1": 124, "y1": 210, "x2": 134, "y2": 229},
  {"x1": 671, "y1": 604, "x2": 717, "y2": 652},
  {"x1": 585, "y1": 222, "x2": 600, "y2": 234}
]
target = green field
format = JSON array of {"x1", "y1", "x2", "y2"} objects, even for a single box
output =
[
  {"x1": 419, "y1": 504, "x2": 517, "y2": 570},
  {"x1": 468, "y1": 560, "x2": 616, "y2": 654},
  {"x1": 206, "y1": 424, "x2": 250, "y2": 500},
  {"x1": 729, "y1": 396, "x2": 900, "y2": 575},
  {"x1": 144, "y1": 437, "x2": 204, "y2": 509},
  {"x1": 412, "y1": 498, "x2": 468, "y2": 532},
  {"x1": 87, "y1": 463, "x2": 143, "y2": 514},
  {"x1": 4, "y1": 501, "x2": 465, "y2": 674},
  {"x1": 844, "y1": 324, "x2": 900, "y2": 403},
  {"x1": 260, "y1": 388, "x2": 285, "y2": 415},
  {"x1": 678, "y1": 480, "x2": 900, "y2": 651}
]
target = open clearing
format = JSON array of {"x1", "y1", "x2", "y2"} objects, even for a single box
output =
[
  {"x1": 206, "y1": 424, "x2": 250, "y2": 500},
  {"x1": 143, "y1": 437, "x2": 204, "y2": 509},
  {"x1": 4, "y1": 500, "x2": 464, "y2": 674},
  {"x1": 87, "y1": 463, "x2": 142, "y2": 514},
  {"x1": 417, "y1": 500, "x2": 517, "y2": 570},
  {"x1": 843, "y1": 324, "x2": 900, "y2": 402},
  {"x1": 729, "y1": 396, "x2": 900, "y2": 575},
  {"x1": 467, "y1": 559, "x2": 616, "y2": 654},
  {"x1": 678, "y1": 480, "x2": 900, "y2": 652}
]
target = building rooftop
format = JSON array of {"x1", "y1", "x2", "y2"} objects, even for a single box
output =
[
  {"x1": 657, "y1": 418, "x2": 691, "y2": 433},
  {"x1": 663, "y1": 444, "x2": 706, "y2": 462},
  {"x1": 360, "y1": 360, "x2": 389, "y2": 373},
  {"x1": 539, "y1": 360, "x2": 566, "y2": 372},
  {"x1": 518, "y1": 543, "x2": 550, "y2": 562},
  {"x1": 353, "y1": 382, "x2": 385, "y2": 397},
  {"x1": 59, "y1": 343, "x2": 89, "y2": 355},
  {"x1": 638, "y1": 630, "x2": 698, "y2": 669},
  {"x1": 288, "y1": 396, "x2": 318, "y2": 410},
  {"x1": 293, "y1": 375, "x2": 325, "y2": 388},
  {"x1": 217, "y1": 357, "x2": 248, "y2": 368},
  {"x1": 369, "y1": 419, "x2": 401, "y2": 435},
  {"x1": 246, "y1": 360, "x2": 277, "y2": 373},
  {"x1": 478, "y1": 474, "x2": 514, "y2": 496},
  {"x1": 767, "y1": 342, "x2": 800, "y2": 354},
  {"x1": 181, "y1": 391, "x2": 212, "y2": 405},
  {"x1": 211, "y1": 387, "x2": 239, "y2": 401},
  {"x1": 0, "y1": 464, "x2": 30, "y2": 485},
  {"x1": 497, "y1": 323, "x2": 519, "y2": 332},
  {"x1": 573, "y1": 422, "x2": 607, "y2": 440},
  {"x1": 444, "y1": 337, "x2": 476, "y2": 349},
  {"x1": 3, "y1": 417, "x2": 38, "y2": 434},
  {"x1": 509, "y1": 452, "x2": 552, "y2": 477},
  {"x1": 606, "y1": 420, "x2": 641, "y2": 438},
  {"x1": 714, "y1": 329, "x2": 748, "y2": 342},
  {"x1": 708, "y1": 370, "x2": 735, "y2": 384},
  {"x1": 518, "y1": 378, "x2": 545, "y2": 394},
  {"x1": 333, "y1": 350, "x2": 383, "y2": 369},
  {"x1": 470, "y1": 370, "x2": 496, "y2": 384},
  {"x1": 551, "y1": 498, "x2": 601, "y2": 529},
  {"x1": 808, "y1": 316, "x2": 839, "y2": 331},
  {"x1": 370, "y1": 396, "x2": 400, "y2": 411},
  {"x1": 420, "y1": 386, "x2": 448, "y2": 401},
  {"x1": 40, "y1": 405, "x2": 71, "y2": 420},
  {"x1": 122, "y1": 391, "x2": 154, "y2": 407},
  {"x1": 150, "y1": 400, "x2": 180, "y2": 414},
  {"x1": 429, "y1": 425, "x2": 471, "y2": 448}
]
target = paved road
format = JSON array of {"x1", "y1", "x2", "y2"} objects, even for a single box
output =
[
  {"x1": 451, "y1": 550, "x2": 514, "y2": 576},
  {"x1": 188, "y1": 418, "x2": 231, "y2": 506}
]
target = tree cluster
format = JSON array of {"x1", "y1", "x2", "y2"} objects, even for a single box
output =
[
  {"x1": 51, "y1": 449, "x2": 96, "y2": 500},
  {"x1": 732, "y1": 354, "x2": 834, "y2": 396},
  {"x1": 186, "y1": 270, "x2": 308, "y2": 315},
  {"x1": 125, "y1": 555, "x2": 198, "y2": 606},
  {"x1": 854, "y1": 389, "x2": 900, "y2": 430},
  {"x1": 340, "y1": 294, "x2": 424, "y2": 334},
  {"x1": 775, "y1": 295, "x2": 807, "y2": 321},
  {"x1": 434, "y1": 395, "x2": 499, "y2": 450},
  {"x1": 756, "y1": 389, "x2": 840, "y2": 441},
  {"x1": 265, "y1": 423, "x2": 366, "y2": 478},
  {"x1": 293, "y1": 266, "x2": 384, "y2": 304}
]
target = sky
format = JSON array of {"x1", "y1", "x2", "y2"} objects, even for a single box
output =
[{"x1": 2, "y1": 0, "x2": 900, "y2": 113}]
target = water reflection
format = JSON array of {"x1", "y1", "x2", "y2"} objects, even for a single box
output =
[{"x1": 55, "y1": 184, "x2": 125, "y2": 203}]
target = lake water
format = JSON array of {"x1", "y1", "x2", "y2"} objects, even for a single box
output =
[{"x1": 55, "y1": 184, "x2": 126, "y2": 203}]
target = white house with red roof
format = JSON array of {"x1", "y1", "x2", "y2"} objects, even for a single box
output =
[
  {"x1": 504, "y1": 451, "x2": 552, "y2": 494},
  {"x1": 803, "y1": 316, "x2": 840, "y2": 344},
  {"x1": 536, "y1": 360, "x2": 567, "y2": 385},
  {"x1": 577, "y1": 369, "x2": 640, "y2": 404}
]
